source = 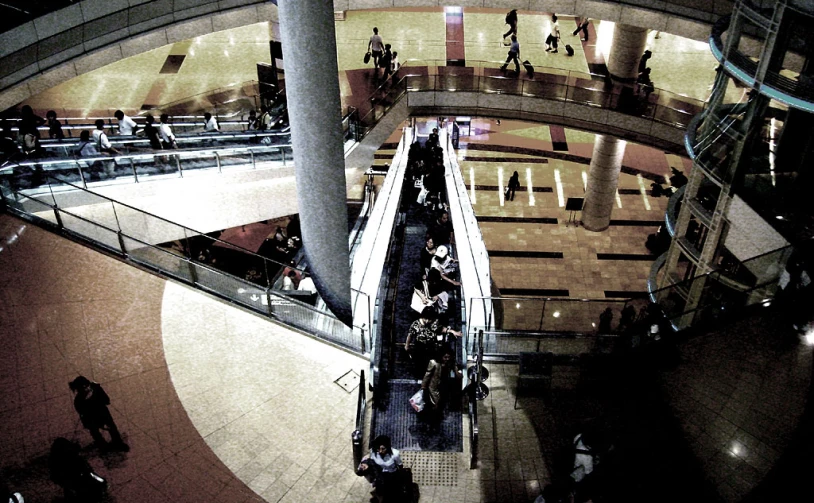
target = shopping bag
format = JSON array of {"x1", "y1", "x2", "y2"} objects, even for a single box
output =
[
  {"x1": 364, "y1": 51, "x2": 371, "y2": 64},
  {"x1": 409, "y1": 389, "x2": 425, "y2": 412}
]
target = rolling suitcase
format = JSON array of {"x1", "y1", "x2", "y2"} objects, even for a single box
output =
[
  {"x1": 565, "y1": 44, "x2": 575, "y2": 56},
  {"x1": 522, "y1": 60, "x2": 534, "y2": 78}
]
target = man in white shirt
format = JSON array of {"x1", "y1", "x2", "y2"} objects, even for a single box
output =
[
  {"x1": 92, "y1": 120, "x2": 120, "y2": 155},
  {"x1": 203, "y1": 113, "x2": 219, "y2": 132},
  {"x1": 114, "y1": 110, "x2": 138, "y2": 136},
  {"x1": 368, "y1": 27, "x2": 384, "y2": 76},
  {"x1": 159, "y1": 114, "x2": 176, "y2": 148},
  {"x1": 297, "y1": 276, "x2": 316, "y2": 293}
]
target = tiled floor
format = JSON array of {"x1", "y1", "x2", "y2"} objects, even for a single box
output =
[{"x1": 459, "y1": 118, "x2": 683, "y2": 302}]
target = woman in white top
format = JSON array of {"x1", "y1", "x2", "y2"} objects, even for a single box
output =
[{"x1": 358, "y1": 435, "x2": 404, "y2": 500}]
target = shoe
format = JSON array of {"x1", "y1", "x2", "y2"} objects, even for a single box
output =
[
  {"x1": 552, "y1": 50, "x2": 558, "y2": 53},
  {"x1": 499, "y1": 65, "x2": 507, "y2": 71},
  {"x1": 545, "y1": 47, "x2": 551, "y2": 52}
]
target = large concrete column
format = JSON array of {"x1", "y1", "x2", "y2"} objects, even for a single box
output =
[
  {"x1": 607, "y1": 24, "x2": 649, "y2": 80},
  {"x1": 278, "y1": 0, "x2": 352, "y2": 325},
  {"x1": 582, "y1": 135, "x2": 627, "y2": 232}
]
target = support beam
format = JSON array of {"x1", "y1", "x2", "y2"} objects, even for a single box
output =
[{"x1": 278, "y1": 0, "x2": 352, "y2": 325}]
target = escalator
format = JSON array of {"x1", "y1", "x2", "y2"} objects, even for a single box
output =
[{"x1": 369, "y1": 135, "x2": 464, "y2": 453}]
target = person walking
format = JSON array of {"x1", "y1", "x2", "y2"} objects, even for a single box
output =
[
  {"x1": 379, "y1": 44, "x2": 393, "y2": 82},
  {"x1": 46, "y1": 110, "x2": 64, "y2": 140},
  {"x1": 114, "y1": 110, "x2": 138, "y2": 136},
  {"x1": 203, "y1": 112, "x2": 219, "y2": 132},
  {"x1": 506, "y1": 171, "x2": 520, "y2": 201},
  {"x1": 500, "y1": 35, "x2": 521, "y2": 74},
  {"x1": 545, "y1": 15, "x2": 561, "y2": 53},
  {"x1": 159, "y1": 113, "x2": 177, "y2": 149},
  {"x1": 368, "y1": 27, "x2": 385, "y2": 76},
  {"x1": 573, "y1": 18, "x2": 590, "y2": 41},
  {"x1": 143, "y1": 114, "x2": 162, "y2": 150},
  {"x1": 503, "y1": 9, "x2": 518, "y2": 39},
  {"x1": 68, "y1": 376, "x2": 129, "y2": 451}
]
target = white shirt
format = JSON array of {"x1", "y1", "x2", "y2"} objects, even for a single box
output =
[
  {"x1": 204, "y1": 117, "x2": 219, "y2": 132},
  {"x1": 371, "y1": 449, "x2": 401, "y2": 473},
  {"x1": 282, "y1": 276, "x2": 295, "y2": 290},
  {"x1": 297, "y1": 277, "x2": 316, "y2": 293},
  {"x1": 92, "y1": 129, "x2": 111, "y2": 149},
  {"x1": 571, "y1": 434, "x2": 594, "y2": 482},
  {"x1": 369, "y1": 34, "x2": 383, "y2": 52},
  {"x1": 118, "y1": 115, "x2": 137, "y2": 135},
  {"x1": 391, "y1": 56, "x2": 400, "y2": 73},
  {"x1": 159, "y1": 123, "x2": 174, "y2": 143}
]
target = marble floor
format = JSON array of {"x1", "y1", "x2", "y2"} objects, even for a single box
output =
[
  {"x1": 458, "y1": 118, "x2": 691, "y2": 301},
  {"x1": 17, "y1": 9, "x2": 724, "y2": 118}
]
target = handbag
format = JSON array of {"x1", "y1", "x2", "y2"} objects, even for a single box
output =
[
  {"x1": 364, "y1": 51, "x2": 371, "y2": 64},
  {"x1": 409, "y1": 389, "x2": 425, "y2": 412},
  {"x1": 410, "y1": 281, "x2": 431, "y2": 313}
]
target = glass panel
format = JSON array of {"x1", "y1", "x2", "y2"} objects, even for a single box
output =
[
  {"x1": 111, "y1": 201, "x2": 183, "y2": 245},
  {"x1": 177, "y1": 151, "x2": 218, "y2": 176},
  {"x1": 215, "y1": 149, "x2": 255, "y2": 172},
  {"x1": 123, "y1": 235, "x2": 194, "y2": 282},
  {"x1": 192, "y1": 262, "x2": 269, "y2": 314},
  {"x1": 59, "y1": 209, "x2": 122, "y2": 252},
  {"x1": 12, "y1": 193, "x2": 58, "y2": 225},
  {"x1": 479, "y1": 76, "x2": 522, "y2": 95},
  {"x1": 132, "y1": 153, "x2": 179, "y2": 179},
  {"x1": 269, "y1": 294, "x2": 361, "y2": 350}
]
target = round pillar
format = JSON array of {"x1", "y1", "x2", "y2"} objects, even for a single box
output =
[
  {"x1": 582, "y1": 135, "x2": 627, "y2": 232},
  {"x1": 278, "y1": 0, "x2": 352, "y2": 325},
  {"x1": 607, "y1": 24, "x2": 649, "y2": 80}
]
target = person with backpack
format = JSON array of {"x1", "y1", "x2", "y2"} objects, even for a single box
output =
[
  {"x1": 503, "y1": 9, "x2": 518, "y2": 39},
  {"x1": 92, "y1": 120, "x2": 121, "y2": 155}
]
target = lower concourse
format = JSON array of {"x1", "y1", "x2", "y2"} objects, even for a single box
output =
[{"x1": 1, "y1": 4, "x2": 812, "y2": 503}]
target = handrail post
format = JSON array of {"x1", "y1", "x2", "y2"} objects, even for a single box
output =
[
  {"x1": 175, "y1": 155, "x2": 183, "y2": 177},
  {"x1": 214, "y1": 152, "x2": 221, "y2": 173},
  {"x1": 352, "y1": 370, "x2": 366, "y2": 470}
]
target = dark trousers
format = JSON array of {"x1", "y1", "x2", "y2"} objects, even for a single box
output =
[
  {"x1": 502, "y1": 51, "x2": 520, "y2": 72},
  {"x1": 86, "y1": 412, "x2": 124, "y2": 446}
]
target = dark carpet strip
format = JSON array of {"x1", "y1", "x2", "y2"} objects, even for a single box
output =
[
  {"x1": 617, "y1": 188, "x2": 642, "y2": 195},
  {"x1": 380, "y1": 142, "x2": 400, "y2": 149},
  {"x1": 461, "y1": 143, "x2": 665, "y2": 182},
  {"x1": 609, "y1": 219, "x2": 664, "y2": 227},
  {"x1": 549, "y1": 125, "x2": 568, "y2": 151},
  {"x1": 465, "y1": 184, "x2": 553, "y2": 193},
  {"x1": 477, "y1": 216, "x2": 558, "y2": 224},
  {"x1": 462, "y1": 156, "x2": 549, "y2": 163},
  {"x1": 489, "y1": 250, "x2": 564, "y2": 258},
  {"x1": 500, "y1": 288, "x2": 570, "y2": 297},
  {"x1": 159, "y1": 55, "x2": 186, "y2": 74},
  {"x1": 604, "y1": 290, "x2": 648, "y2": 299},
  {"x1": 596, "y1": 253, "x2": 656, "y2": 261},
  {"x1": 374, "y1": 153, "x2": 395, "y2": 159}
]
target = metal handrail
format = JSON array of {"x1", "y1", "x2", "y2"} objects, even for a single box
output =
[
  {"x1": 3, "y1": 171, "x2": 308, "y2": 281},
  {"x1": 352, "y1": 370, "x2": 367, "y2": 469}
]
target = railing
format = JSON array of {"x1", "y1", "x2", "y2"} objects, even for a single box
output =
[
  {"x1": 402, "y1": 61, "x2": 706, "y2": 130},
  {"x1": 34, "y1": 129, "x2": 291, "y2": 160},
  {"x1": 0, "y1": 172, "x2": 370, "y2": 354},
  {"x1": 441, "y1": 128, "x2": 492, "y2": 364},
  {"x1": 467, "y1": 330, "x2": 486, "y2": 469},
  {"x1": 2, "y1": 142, "x2": 293, "y2": 191},
  {"x1": 351, "y1": 369, "x2": 367, "y2": 470},
  {"x1": 649, "y1": 243, "x2": 794, "y2": 330}
]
